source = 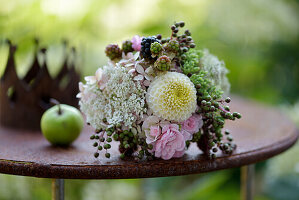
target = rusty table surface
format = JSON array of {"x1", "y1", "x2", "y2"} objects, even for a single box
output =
[{"x1": 0, "y1": 97, "x2": 298, "y2": 179}]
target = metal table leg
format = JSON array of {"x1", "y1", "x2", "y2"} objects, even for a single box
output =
[
  {"x1": 52, "y1": 179, "x2": 64, "y2": 200},
  {"x1": 241, "y1": 165, "x2": 255, "y2": 200}
]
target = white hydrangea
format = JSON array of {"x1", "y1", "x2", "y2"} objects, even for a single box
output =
[
  {"x1": 146, "y1": 72, "x2": 197, "y2": 122},
  {"x1": 201, "y1": 49, "x2": 230, "y2": 95},
  {"x1": 78, "y1": 63, "x2": 146, "y2": 129}
]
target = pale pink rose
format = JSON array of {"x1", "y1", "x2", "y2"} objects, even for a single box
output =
[
  {"x1": 131, "y1": 35, "x2": 142, "y2": 51},
  {"x1": 95, "y1": 68, "x2": 108, "y2": 90},
  {"x1": 181, "y1": 114, "x2": 203, "y2": 140},
  {"x1": 150, "y1": 125, "x2": 161, "y2": 139},
  {"x1": 142, "y1": 116, "x2": 161, "y2": 144},
  {"x1": 154, "y1": 124, "x2": 186, "y2": 160}
]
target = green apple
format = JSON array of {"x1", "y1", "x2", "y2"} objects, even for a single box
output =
[{"x1": 41, "y1": 104, "x2": 84, "y2": 146}]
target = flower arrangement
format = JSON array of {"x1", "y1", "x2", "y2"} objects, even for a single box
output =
[{"x1": 77, "y1": 21, "x2": 241, "y2": 160}]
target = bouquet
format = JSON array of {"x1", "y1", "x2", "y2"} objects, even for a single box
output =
[{"x1": 77, "y1": 22, "x2": 241, "y2": 160}]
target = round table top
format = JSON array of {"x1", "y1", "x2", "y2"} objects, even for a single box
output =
[{"x1": 0, "y1": 97, "x2": 298, "y2": 179}]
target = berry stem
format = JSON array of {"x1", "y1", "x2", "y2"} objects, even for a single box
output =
[{"x1": 218, "y1": 105, "x2": 229, "y2": 113}]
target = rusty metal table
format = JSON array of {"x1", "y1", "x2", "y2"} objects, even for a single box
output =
[{"x1": 0, "y1": 97, "x2": 298, "y2": 200}]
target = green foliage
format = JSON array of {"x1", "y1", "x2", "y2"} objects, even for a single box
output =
[
  {"x1": 181, "y1": 49, "x2": 202, "y2": 75},
  {"x1": 190, "y1": 71, "x2": 223, "y2": 101}
]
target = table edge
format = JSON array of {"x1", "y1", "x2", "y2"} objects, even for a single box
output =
[{"x1": 0, "y1": 128, "x2": 298, "y2": 179}]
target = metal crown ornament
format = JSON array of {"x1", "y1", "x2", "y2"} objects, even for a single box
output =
[{"x1": 0, "y1": 40, "x2": 80, "y2": 131}]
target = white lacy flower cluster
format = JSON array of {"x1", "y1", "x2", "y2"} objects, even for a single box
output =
[
  {"x1": 201, "y1": 49, "x2": 230, "y2": 95},
  {"x1": 78, "y1": 62, "x2": 146, "y2": 129}
]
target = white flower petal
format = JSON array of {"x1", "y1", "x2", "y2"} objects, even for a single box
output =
[
  {"x1": 143, "y1": 80, "x2": 151, "y2": 86},
  {"x1": 133, "y1": 74, "x2": 144, "y2": 81},
  {"x1": 85, "y1": 76, "x2": 96, "y2": 84},
  {"x1": 133, "y1": 52, "x2": 140, "y2": 60},
  {"x1": 95, "y1": 68, "x2": 103, "y2": 81},
  {"x1": 136, "y1": 64, "x2": 144, "y2": 74},
  {"x1": 144, "y1": 74, "x2": 153, "y2": 80},
  {"x1": 128, "y1": 69, "x2": 136, "y2": 74},
  {"x1": 76, "y1": 93, "x2": 82, "y2": 98}
]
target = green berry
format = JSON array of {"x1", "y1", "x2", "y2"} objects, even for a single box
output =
[
  {"x1": 90, "y1": 135, "x2": 95, "y2": 140},
  {"x1": 105, "y1": 153, "x2": 110, "y2": 158},
  {"x1": 165, "y1": 39, "x2": 180, "y2": 52},
  {"x1": 94, "y1": 152, "x2": 99, "y2": 158},
  {"x1": 224, "y1": 106, "x2": 230, "y2": 111},
  {"x1": 113, "y1": 134, "x2": 119, "y2": 141},
  {"x1": 233, "y1": 112, "x2": 242, "y2": 119},
  {"x1": 107, "y1": 138, "x2": 112, "y2": 143},
  {"x1": 150, "y1": 42, "x2": 163, "y2": 55},
  {"x1": 106, "y1": 131, "x2": 113, "y2": 136},
  {"x1": 93, "y1": 142, "x2": 98, "y2": 147},
  {"x1": 120, "y1": 153, "x2": 125, "y2": 159},
  {"x1": 104, "y1": 144, "x2": 111, "y2": 149},
  {"x1": 98, "y1": 145, "x2": 103, "y2": 150},
  {"x1": 154, "y1": 55, "x2": 171, "y2": 71}
]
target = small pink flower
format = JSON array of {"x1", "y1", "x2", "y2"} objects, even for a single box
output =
[
  {"x1": 181, "y1": 114, "x2": 203, "y2": 140},
  {"x1": 95, "y1": 68, "x2": 108, "y2": 90},
  {"x1": 153, "y1": 124, "x2": 186, "y2": 160},
  {"x1": 131, "y1": 35, "x2": 142, "y2": 51},
  {"x1": 76, "y1": 82, "x2": 97, "y2": 101}
]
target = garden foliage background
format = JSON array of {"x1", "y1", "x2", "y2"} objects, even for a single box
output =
[{"x1": 0, "y1": 0, "x2": 299, "y2": 199}]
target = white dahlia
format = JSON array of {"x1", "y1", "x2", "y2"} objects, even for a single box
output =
[{"x1": 146, "y1": 72, "x2": 197, "y2": 122}]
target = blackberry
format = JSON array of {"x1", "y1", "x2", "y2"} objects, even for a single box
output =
[
  {"x1": 122, "y1": 40, "x2": 134, "y2": 54},
  {"x1": 141, "y1": 36, "x2": 160, "y2": 59},
  {"x1": 105, "y1": 44, "x2": 122, "y2": 60}
]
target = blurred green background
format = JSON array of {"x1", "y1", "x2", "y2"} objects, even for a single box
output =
[{"x1": 0, "y1": 0, "x2": 299, "y2": 199}]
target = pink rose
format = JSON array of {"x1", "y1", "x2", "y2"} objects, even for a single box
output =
[
  {"x1": 181, "y1": 114, "x2": 203, "y2": 140},
  {"x1": 131, "y1": 35, "x2": 142, "y2": 51},
  {"x1": 150, "y1": 125, "x2": 161, "y2": 139},
  {"x1": 142, "y1": 116, "x2": 161, "y2": 144},
  {"x1": 153, "y1": 124, "x2": 186, "y2": 160}
]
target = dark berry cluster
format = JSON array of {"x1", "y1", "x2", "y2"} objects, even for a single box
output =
[
  {"x1": 105, "y1": 44, "x2": 122, "y2": 60},
  {"x1": 189, "y1": 72, "x2": 241, "y2": 158},
  {"x1": 122, "y1": 40, "x2": 134, "y2": 54},
  {"x1": 113, "y1": 129, "x2": 138, "y2": 158},
  {"x1": 141, "y1": 36, "x2": 160, "y2": 59},
  {"x1": 90, "y1": 127, "x2": 114, "y2": 159},
  {"x1": 161, "y1": 21, "x2": 196, "y2": 55}
]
